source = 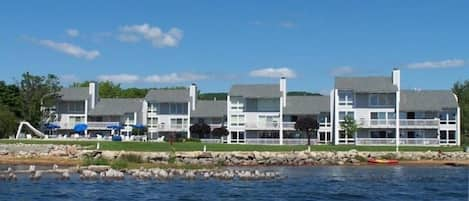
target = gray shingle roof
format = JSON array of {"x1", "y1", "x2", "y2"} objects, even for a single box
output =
[
  {"x1": 145, "y1": 89, "x2": 190, "y2": 103},
  {"x1": 229, "y1": 84, "x2": 281, "y2": 98},
  {"x1": 335, "y1": 77, "x2": 398, "y2": 93},
  {"x1": 400, "y1": 90, "x2": 458, "y2": 111},
  {"x1": 192, "y1": 100, "x2": 227, "y2": 117},
  {"x1": 88, "y1": 98, "x2": 144, "y2": 116},
  {"x1": 58, "y1": 87, "x2": 89, "y2": 101},
  {"x1": 284, "y1": 96, "x2": 330, "y2": 115}
]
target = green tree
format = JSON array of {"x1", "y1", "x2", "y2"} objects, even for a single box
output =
[
  {"x1": 189, "y1": 122, "x2": 211, "y2": 138},
  {"x1": 453, "y1": 80, "x2": 469, "y2": 144},
  {"x1": 0, "y1": 105, "x2": 18, "y2": 138},
  {"x1": 0, "y1": 81, "x2": 22, "y2": 118},
  {"x1": 341, "y1": 115, "x2": 358, "y2": 143},
  {"x1": 19, "y1": 72, "x2": 61, "y2": 127},
  {"x1": 211, "y1": 126, "x2": 229, "y2": 141},
  {"x1": 295, "y1": 116, "x2": 320, "y2": 145}
]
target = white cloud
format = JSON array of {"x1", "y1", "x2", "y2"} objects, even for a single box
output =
[
  {"x1": 118, "y1": 23, "x2": 183, "y2": 48},
  {"x1": 97, "y1": 74, "x2": 139, "y2": 83},
  {"x1": 330, "y1": 66, "x2": 354, "y2": 76},
  {"x1": 38, "y1": 39, "x2": 100, "y2": 60},
  {"x1": 59, "y1": 74, "x2": 79, "y2": 83},
  {"x1": 407, "y1": 59, "x2": 465, "y2": 69},
  {"x1": 66, "y1": 29, "x2": 79, "y2": 37},
  {"x1": 279, "y1": 21, "x2": 296, "y2": 28},
  {"x1": 249, "y1": 67, "x2": 296, "y2": 78},
  {"x1": 144, "y1": 73, "x2": 207, "y2": 83}
]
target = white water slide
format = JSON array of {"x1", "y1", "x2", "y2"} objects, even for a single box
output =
[{"x1": 16, "y1": 121, "x2": 46, "y2": 139}]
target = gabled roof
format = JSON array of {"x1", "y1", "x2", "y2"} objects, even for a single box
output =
[
  {"x1": 58, "y1": 87, "x2": 89, "y2": 101},
  {"x1": 88, "y1": 98, "x2": 144, "y2": 116},
  {"x1": 192, "y1": 100, "x2": 227, "y2": 118},
  {"x1": 284, "y1": 96, "x2": 330, "y2": 115},
  {"x1": 400, "y1": 90, "x2": 458, "y2": 111},
  {"x1": 145, "y1": 88, "x2": 190, "y2": 103},
  {"x1": 335, "y1": 76, "x2": 398, "y2": 93},
  {"x1": 229, "y1": 84, "x2": 281, "y2": 98}
]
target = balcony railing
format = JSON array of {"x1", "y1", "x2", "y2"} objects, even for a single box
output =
[
  {"x1": 399, "y1": 119, "x2": 439, "y2": 128},
  {"x1": 358, "y1": 119, "x2": 439, "y2": 128},
  {"x1": 243, "y1": 138, "x2": 318, "y2": 145},
  {"x1": 87, "y1": 122, "x2": 120, "y2": 129},
  {"x1": 355, "y1": 138, "x2": 440, "y2": 146},
  {"x1": 283, "y1": 122, "x2": 331, "y2": 130},
  {"x1": 245, "y1": 122, "x2": 280, "y2": 130}
]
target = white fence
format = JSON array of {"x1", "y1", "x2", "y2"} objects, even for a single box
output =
[
  {"x1": 359, "y1": 119, "x2": 439, "y2": 128},
  {"x1": 355, "y1": 138, "x2": 440, "y2": 146}
]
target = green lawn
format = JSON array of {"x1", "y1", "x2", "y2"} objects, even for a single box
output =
[{"x1": 0, "y1": 139, "x2": 463, "y2": 152}]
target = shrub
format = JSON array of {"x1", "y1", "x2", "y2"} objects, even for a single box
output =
[
  {"x1": 82, "y1": 156, "x2": 110, "y2": 166},
  {"x1": 119, "y1": 153, "x2": 143, "y2": 163},
  {"x1": 111, "y1": 159, "x2": 128, "y2": 169}
]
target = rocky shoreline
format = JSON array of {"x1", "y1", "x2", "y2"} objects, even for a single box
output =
[{"x1": 1, "y1": 143, "x2": 469, "y2": 167}]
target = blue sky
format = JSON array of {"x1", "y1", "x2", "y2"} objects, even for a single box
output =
[{"x1": 0, "y1": 0, "x2": 468, "y2": 93}]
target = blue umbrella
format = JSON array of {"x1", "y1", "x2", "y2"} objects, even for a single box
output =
[
  {"x1": 132, "y1": 124, "x2": 145, "y2": 129},
  {"x1": 45, "y1": 123, "x2": 61, "y2": 129},
  {"x1": 73, "y1": 123, "x2": 88, "y2": 133}
]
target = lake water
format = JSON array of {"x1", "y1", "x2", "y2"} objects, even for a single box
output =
[{"x1": 0, "y1": 166, "x2": 467, "y2": 201}]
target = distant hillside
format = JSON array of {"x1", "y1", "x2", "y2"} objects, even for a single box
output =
[{"x1": 198, "y1": 93, "x2": 228, "y2": 100}]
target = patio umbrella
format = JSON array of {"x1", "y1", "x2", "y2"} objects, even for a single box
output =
[
  {"x1": 45, "y1": 123, "x2": 61, "y2": 135},
  {"x1": 73, "y1": 123, "x2": 88, "y2": 134}
]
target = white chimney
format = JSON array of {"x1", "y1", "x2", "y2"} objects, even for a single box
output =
[
  {"x1": 89, "y1": 82, "x2": 98, "y2": 109},
  {"x1": 189, "y1": 83, "x2": 197, "y2": 111},
  {"x1": 280, "y1": 77, "x2": 287, "y2": 107},
  {"x1": 392, "y1": 68, "x2": 400, "y2": 90}
]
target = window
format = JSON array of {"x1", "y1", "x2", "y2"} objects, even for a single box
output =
[
  {"x1": 448, "y1": 131, "x2": 456, "y2": 140},
  {"x1": 338, "y1": 90, "x2": 353, "y2": 106},
  {"x1": 170, "y1": 118, "x2": 188, "y2": 129},
  {"x1": 156, "y1": 103, "x2": 188, "y2": 114},
  {"x1": 339, "y1": 111, "x2": 354, "y2": 121},
  {"x1": 68, "y1": 102, "x2": 84, "y2": 113},
  {"x1": 147, "y1": 117, "x2": 158, "y2": 128},
  {"x1": 230, "y1": 114, "x2": 245, "y2": 126},
  {"x1": 369, "y1": 94, "x2": 394, "y2": 106}
]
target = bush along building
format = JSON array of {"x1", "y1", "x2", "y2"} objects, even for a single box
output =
[{"x1": 50, "y1": 68, "x2": 460, "y2": 146}]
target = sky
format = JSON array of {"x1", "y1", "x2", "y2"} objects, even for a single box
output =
[{"x1": 0, "y1": 0, "x2": 468, "y2": 93}]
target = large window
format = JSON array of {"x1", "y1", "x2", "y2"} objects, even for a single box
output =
[
  {"x1": 369, "y1": 94, "x2": 394, "y2": 106},
  {"x1": 338, "y1": 90, "x2": 353, "y2": 106},
  {"x1": 156, "y1": 103, "x2": 188, "y2": 114},
  {"x1": 68, "y1": 102, "x2": 84, "y2": 113}
]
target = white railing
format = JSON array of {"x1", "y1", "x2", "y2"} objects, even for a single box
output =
[
  {"x1": 245, "y1": 138, "x2": 280, "y2": 144},
  {"x1": 87, "y1": 121, "x2": 120, "y2": 129},
  {"x1": 200, "y1": 139, "x2": 222, "y2": 143},
  {"x1": 359, "y1": 119, "x2": 396, "y2": 128},
  {"x1": 283, "y1": 138, "x2": 318, "y2": 145},
  {"x1": 355, "y1": 138, "x2": 440, "y2": 146},
  {"x1": 359, "y1": 119, "x2": 439, "y2": 128},
  {"x1": 400, "y1": 119, "x2": 439, "y2": 128},
  {"x1": 245, "y1": 122, "x2": 280, "y2": 130}
]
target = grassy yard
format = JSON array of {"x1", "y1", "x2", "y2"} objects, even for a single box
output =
[{"x1": 0, "y1": 139, "x2": 464, "y2": 152}]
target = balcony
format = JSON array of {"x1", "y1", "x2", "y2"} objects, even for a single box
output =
[
  {"x1": 358, "y1": 119, "x2": 439, "y2": 128},
  {"x1": 87, "y1": 122, "x2": 120, "y2": 129},
  {"x1": 283, "y1": 122, "x2": 331, "y2": 130},
  {"x1": 399, "y1": 119, "x2": 439, "y2": 128},
  {"x1": 148, "y1": 123, "x2": 187, "y2": 132},
  {"x1": 245, "y1": 121, "x2": 280, "y2": 130},
  {"x1": 355, "y1": 138, "x2": 440, "y2": 146}
]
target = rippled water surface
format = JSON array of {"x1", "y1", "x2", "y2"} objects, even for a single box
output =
[{"x1": 0, "y1": 166, "x2": 467, "y2": 201}]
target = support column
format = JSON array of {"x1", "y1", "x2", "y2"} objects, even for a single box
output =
[
  {"x1": 187, "y1": 102, "x2": 191, "y2": 139},
  {"x1": 279, "y1": 97, "x2": 284, "y2": 145},
  {"x1": 333, "y1": 89, "x2": 339, "y2": 145},
  {"x1": 395, "y1": 90, "x2": 400, "y2": 152}
]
